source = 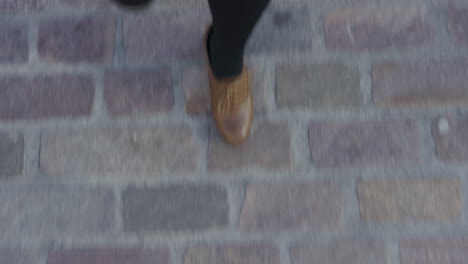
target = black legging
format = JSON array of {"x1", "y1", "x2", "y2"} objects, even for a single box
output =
[{"x1": 208, "y1": 0, "x2": 271, "y2": 78}]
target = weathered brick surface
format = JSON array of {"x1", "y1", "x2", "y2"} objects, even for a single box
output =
[
  {"x1": 448, "y1": 5, "x2": 468, "y2": 45},
  {"x1": 123, "y1": 185, "x2": 228, "y2": 232},
  {"x1": 0, "y1": 23, "x2": 28, "y2": 63},
  {"x1": 0, "y1": 0, "x2": 49, "y2": 12},
  {"x1": 0, "y1": 185, "x2": 114, "y2": 236},
  {"x1": 124, "y1": 10, "x2": 210, "y2": 64},
  {"x1": 400, "y1": 240, "x2": 468, "y2": 264},
  {"x1": 38, "y1": 16, "x2": 115, "y2": 64},
  {"x1": 373, "y1": 60, "x2": 468, "y2": 106},
  {"x1": 0, "y1": 132, "x2": 24, "y2": 179},
  {"x1": 104, "y1": 69, "x2": 173, "y2": 116},
  {"x1": 291, "y1": 241, "x2": 387, "y2": 264},
  {"x1": 60, "y1": 0, "x2": 109, "y2": 8},
  {"x1": 358, "y1": 178, "x2": 461, "y2": 223},
  {"x1": 432, "y1": 114, "x2": 468, "y2": 162},
  {"x1": 247, "y1": 5, "x2": 314, "y2": 53},
  {"x1": 239, "y1": 183, "x2": 341, "y2": 232},
  {"x1": 208, "y1": 123, "x2": 291, "y2": 171},
  {"x1": 184, "y1": 63, "x2": 269, "y2": 115},
  {"x1": 0, "y1": 74, "x2": 94, "y2": 120},
  {"x1": 40, "y1": 126, "x2": 201, "y2": 176},
  {"x1": 309, "y1": 119, "x2": 423, "y2": 168},
  {"x1": 185, "y1": 244, "x2": 280, "y2": 264},
  {"x1": 48, "y1": 248, "x2": 171, "y2": 264},
  {"x1": 0, "y1": 249, "x2": 40, "y2": 264},
  {"x1": 276, "y1": 63, "x2": 362, "y2": 109},
  {"x1": 325, "y1": 6, "x2": 432, "y2": 50}
]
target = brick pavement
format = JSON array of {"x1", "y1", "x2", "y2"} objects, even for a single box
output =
[{"x1": 0, "y1": 0, "x2": 468, "y2": 263}]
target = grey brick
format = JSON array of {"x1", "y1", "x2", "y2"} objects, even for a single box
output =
[
  {"x1": 38, "y1": 16, "x2": 115, "y2": 64},
  {"x1": 124, "y1": 10, "x2": 210, "y2": 64},
  {"x1": 185, "y1": 244, "x2": 280, "y2": 264},
  {"x1": 104, "y1": 69, "x2": 174, "y2": 117},
  {"x1": 40, "y1": 126, "x2": 201, "y2": 177},
  {"x1": 0, "y1": 185, "x2": 114, "y2": 236},
  {"x1": 48, "y1": 248, "x2": 171, "y2": 264},
  {"x1": 309, "y1": 119, "x2": 423, "y2": 168},
  {"x1": 208, "y1": 123, "x2": 291, "y2": 171},
  {"x1": 0, "y1": 74, "x2": 94, "y2": 120},
  {"x1": 123, "y1": 185, "x2": 229, "y2": 232},
  {"x1": 276, "y1": 63, "x2": 363, "y2": 109},
  {"x1": 0, "y1": 133, "x2": 24, "y2": 179},
  {"x1": 0, "y1": 22, "x2": 28, "y2": 63}
]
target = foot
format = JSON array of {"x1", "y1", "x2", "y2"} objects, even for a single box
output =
[{"x1": 204, "y1": 26, "x2": 254, "y2": 146}]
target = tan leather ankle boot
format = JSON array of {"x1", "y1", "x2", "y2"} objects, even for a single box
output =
[{"x1": 204, "y1": 26, "x2": 253, "y2": 146}]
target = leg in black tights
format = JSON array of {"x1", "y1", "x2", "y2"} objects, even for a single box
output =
[{"x1": 208, "y1": 0, "x2": 271, "y2": 78}]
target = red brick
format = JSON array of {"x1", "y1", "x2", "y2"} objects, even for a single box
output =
[
  {"x1": 309, "y1": 119, "x2": 423, "y2": 168},
  {"x1": 183, "y1": 63, "x2": 269, "y2": 115},
  {"x1": 291, "y1": 241, "x2": 387, "y2": 264},
  {"x1": 40, "y1": 126, "x2": 201, "y2": 177},
  {"x1": 0, "y1": 185, "x2": 114, "y2": 236},
  {"x1": 401, "y1": 240, "x2": 468, "y2": 264},
  {"x1": 104, "y1": 69, "x2": 173, "y2": 117},
  {"x1": 0, "y1": 74, "x2": 94, "y2": 120},
  {"x1": 0, "y1": 249, "x2": 40, "y2": 264},
  {"x1": 38, "y1": 16, "x2": 115, "y2": 64},
  {"x1": 325, "y1": 6, "x2": 432, "y2": 50},
  {"x1": 358, "y1": 178, "x2": 461, "y2": 223},
  {"x1": 373, "y1": 60, "x2": 468, "y2": 106},
  {"x1": 48, "y1": 248, "x2": 171, "y2": 264},
  {"x1": 239, "y1": 182, "x2": 341, "y2": 232},
  {"x1": 0, "y1": 0, "x2": 49, "y2": 12},
  {"x1": 0, "y1": 22, "x2": 28, "y2": 63},
  {"x1": 124, "y1": 10, "x2": 210, "y2": 64},
  {"x1": 432, "y1": 114, "x2": 468, "y2": 162},
  {"x1": 185, "y1": 244, "x2": 280, "y2": 264},
  {"x1": 448, "y1": 4, "x2": 468, "y2": 45},
  {"x1": 207, "y1": 123, "x2": 291, "y2": 171}
]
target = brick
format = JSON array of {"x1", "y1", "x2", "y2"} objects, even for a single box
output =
[
  {"x1": 124, "y1": 10, "x2": 210, "y2": 64},
  {"x1": 246, "y1": 5, "x2": 314, "y2": 53},
  {"x1": 60, "y1": 0, "x2": 109, "y2": 8},
  {"x1": 0, "y1": 0, "x2": 49, "y2": 12},
  {"x1": 183, "y1": 63, "x2": 269, "y2": 115},
  {"x1": 373, "y1": 60, "x2": 468, "y2": 106},
  {"x1": 0, "y1": 249, "x2": 40, "y2": 264},
  {"x1": 401, "y1": 240, "x2": 468, "y2": 264},
  {"x1": 208, "y1": 123, "x2": 291, "y2": 171},
  {"x1": 0, "y1": 185, "x2": 114, "y2": 236},
  {"x1": 49, "y1": 248, "x2": 171, "y2": 264},
  {"x1": 309, "y1": 119, "x2": 423, "y2": 168},
  {"x1": 40, "y1": 126, "x2": 201, "y2": 177},
  {"x1": 123, "y1": 185, "x2": 228, "y2": 232},
  {"x1": 185, "y1": 244, "x2": 280, "y2": 264},
  {"x1": 104, "y1": 69, "x2": 173, "y2": 117},
  {"x1": 276, "y1": 63, "x2": 362, "y2": 109},
  {"x1": 0, "y1": 23, "x2": 28, "y2": 63},
  {"x1": 325, "y1": 6, "x2": 432, "y2": 50},
  {"x1": 291, "y1": 241, "x2": 387, "y2": 264},
  {"x1": 38, "y1": 16, "x2": 115, "y2": 64},
  {"x1": 358, "y1": 178, "x2": 461, "y2": 223},
  {"x1": 0, "y1": 133, "x2": 24, "y2": 179},
  {"x1": 0, "y1": 74, "x2": 94, "y2": 120},
  {"x1": 448, "y1": 5, "x2": 468, "y2": 45},
  {"x1": 240, "y1": 182, "x2": 341, "y2": 232},
  {"x1": 432, "y1": 114, "x2": 468, "y2": 162}
]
